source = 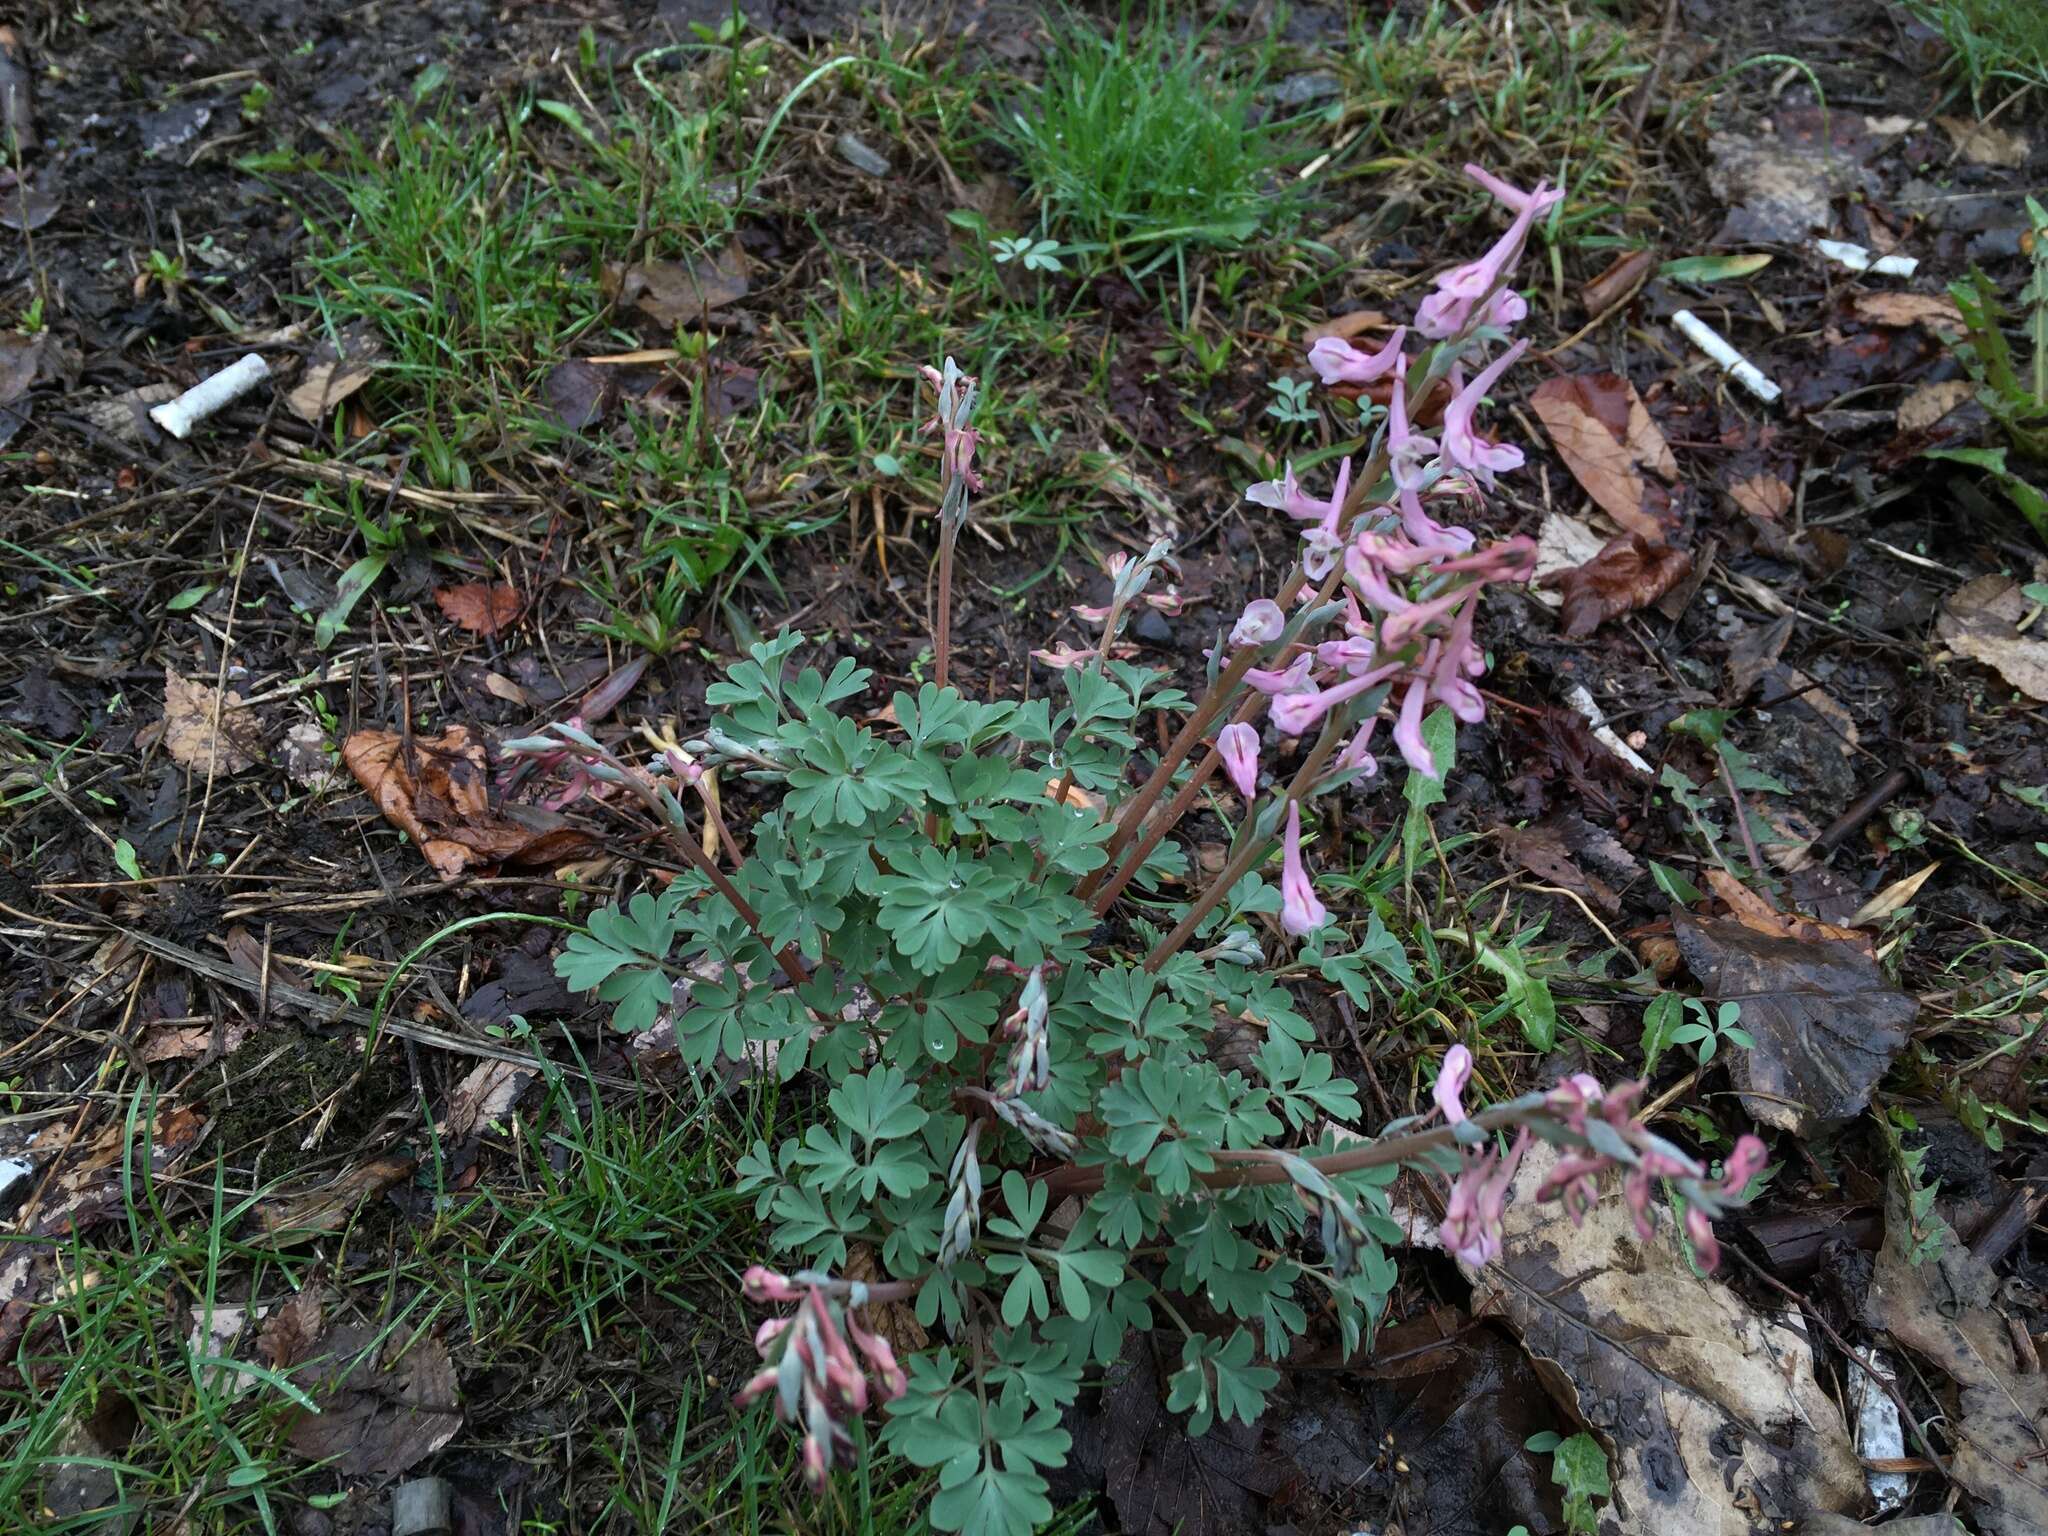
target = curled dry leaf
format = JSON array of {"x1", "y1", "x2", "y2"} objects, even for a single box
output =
[
  {"x1": 1529, "y1": 374, "x2": 1679, "y2": 543},
  {"x1": 286, "y1": 1323, "x2": 461, "y2": 1481},
  {"x1": 285, "y1": 327, "x2": 382, "y2": 422},
  {"x1": 1497, "y1": 821, "x2": 1621, "y2": 911},
  {"x1": 340, "y1": 725, "x2": 594, "y2": 878},
  {"x1": 256, "y1": 1284, "x2": 326, "y2": 1369},
  {"x1": 1852, "y1": 291, "x2": 1966, "y2": 334},
  {"x1": 1936, "y1": 115, "x2": 2030, "y2": 168},
  {"x1": 1580, "y1": 248, "x2": 1658, "y2": 316},
  {"x1": 159, "y1": 665, "x2": 262, "y2": 775},
  {"x1": 541, "y1": 358, "x2": 612, "y2": 431},
  {"x1": 1868, "y1": 1180, "x2": 2048, "y2": 1535},
  {"x1": 602, "y1": 244, "x2": 750, "y2": 326},
  {"x1": 435, "y1": 1058, "x2": 535, "y2": 1144},
  {"x1": 1674, "y1": 910, "x2": 1915, "y2": 1134},
  {"x1": 1546, "y1": 533, "x2": 1693, "y2": 639},
  {"x1": 1896, "y1": 378, "x2": 1979, "y2": 435},
  {"x1": 1726, "y1": 473, "x2": 1792, "y2": 521},
  {"x1": 256, "y1": 1154, "x2": 418, "y2": 1238},
  {"x1": 433, "y1": 581, "x2": 522, "y2": 637},
  {"x1": 1472, "y1": 1140, "x2": 1864, "y2": 1533},
  {"x1": 1937, "y1": 574, "x2": 2048, "y2": 702},
  {"x1": 1530, "y1": 510, "x2": 1608, "y2": 610}
]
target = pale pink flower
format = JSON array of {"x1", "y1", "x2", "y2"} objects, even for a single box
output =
[
  {"x1": 1440, "y1": 340, "x2": 1529, "y2": 489},
  {"x1": 1684, "y1": 1204, "x2": 1720, "y2": 1272},
  {"x1": 1030, "y1": 644, "x2": 1098, "y2": 670},
  {"x1": 1316, "y1": 635, "x2": 1377, "y2": 675},
  {"x1": 743, "y1": 1266, "x2": 803, "y2": 1303},
  {"x1": 1244, "y1": 652, "x2": 1315, "y2": 695},
  {"x1": 1271, "y1": 666, "x2": 1393, "y2": 738},
  {"x1": 1719, "y1": 1135, "x2": 1768, "y2": 1197},
  {"x1": 1308, "y1": 328, "x2": 1407, "y2": 386},
  {"x1": 1335, "y1": 716, "x2": 1379, "y2": 777},
  {"x1": 1464, "y1": 163, "x2": 1566, "y2": 219},
  {"x1": 1230, "y1": 598, "x2": 1286, "y2": 647},
  {"x1": 846, "y1": 1316, "x2": 908, "y2": 1401},
  {"x1": 1248, "y1": 457, "x2": 1350, "y2": 525},
  {"x1": 1279, "y1": 799, "x2": 1328, "y2": 937},
  {"x1": 1217, "y1": 722, "x2": 1260, "y2": 799},
  {"x1": 1433, "y1": 1043, "x2": 1474, "y2": 1123},
  {"x1": 1393, "y1": 674, "x2": 1436, "y2": 778},
  {"x1": 1441, "y1": 1129, "x2": 1529, "y2": 1267},
  {"x1": 1300, "y1": 507, "x2": 1345, "y2": 580}
]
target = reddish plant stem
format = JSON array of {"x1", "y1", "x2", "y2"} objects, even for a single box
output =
[
  {"x1": 1035, "y1": 1099, "x2": 1534, "y2": 1198},
  {"x1": 926, "y1": 521, "x2": 959, "y2": 843},
  {"x1": 1140, "y1": 706, "x2": 1349, "y2": 975},
  {"x1": 1083, "y1": 447, "x2": 1390, "y2": 903}
]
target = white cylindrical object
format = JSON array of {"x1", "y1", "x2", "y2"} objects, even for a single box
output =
[
  {"x1": 1816, "y1": 239, "x2": 1919, "y2": 278},
  {"x1": 1564, "y1": 684, "x2": 1654, "y2": 774},
  {"x1": 148, "y1": 352, "x2": 271, "y2": 440},
  {"x1": 1672, "y1": 309, "x2": 1781, "y2": 405}
]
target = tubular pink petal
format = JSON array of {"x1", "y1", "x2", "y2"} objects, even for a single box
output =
[
  {"x1": 1217, "y1": 722, "x2": 1260, "y2": 799},
  {"x1": 1433, "y1": 1043, "x2": 1473, "y2": 1123},
  {"x1": 1280, "y1": 800, "x2": 1330, "y2": 937},
  {"x1": 1393, "y1": 676, "x2": 1436, "y2": 778}
]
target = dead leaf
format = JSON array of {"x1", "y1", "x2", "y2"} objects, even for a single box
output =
[
  {"x1": 842, "y1": 1243, "x2": 927, "y2": 1362},
  {"x1": 280, "y1": 719, "x2": 343, "y2": 793},
  {"x1": 1937, "y1": 574, "x2": 2048, "y2": 702},
  {"x1": 1303, "y1": 309, "x2": 1389, "y2": 345},
  {"x1": 1726, "y1": 473, "x2": 1793, "y2": 520},
  {"x1": 1868, "y1": 1180, "x2": 2048, "y2": 1535},
  {"x1": 1043, "y1": 776, "x2": 1106, "y2": 814},
  {"x1": 1701, "y1": 867, "x2": 1866, "y2": 946},
  {"x1": 1707, "y1": 130, "x2": 1866, "y2": 243},
  {"x1": 139, "y1": 1019, "x2": 253, "y2": 1062},
  {"x1": 1546, "y1": 533, "x2": 1693, "y2": 638},
  {"x1": 256, "y1": 1155, "x2": 417, "y2": 1238},
  {"x1": 602, "y1": 245, "x2": 750, "y2": 326},
  {"x1": 435, "y1": 1058, "x2": 534, "y2": 1143},
  {"x1": 1530, "y1": 511, "x2": 1609, "y2": 610},
  {"x1": 1674, "y1": 911, "x2": 1916, "y2": 1134},
  {"x1": 0, "y1": 329, "x2": 44, "y2": 406},
  {"x1": 433, "y1": 582, "x2": 522, "y2": 637},
  {"x1": 1580, "y1": 248, "x2": 1657, "y2": 315},
  {"x1": 1530, "y1": 374, "x2": 1678, "y2": 541},
  {"x1": 1937, "y1": 114, "x2": 2030, "y2": 168},
  {"x1": 1848, "y1": 860, "x2": 1939, "y2": 927},
  {"x1": 540, "y1": 358, "x2": 612, "y2": 431},
  {"x1": 1897, "y1": 378, "x2": 1979, "y2": 434},
  {"x1": 257, "y1": 1285, "x2": 326, "y2": 1370},
  {"x1": 1473, "y1": 1141, "x2": 1865, "y2": 1533},
  {"x1": 1725, "y1": 613, "x2": 1795, "y2": 700},
  {"x1": 286, "y1": 328, "x2": 382, "y2": 422},
  {"x1": 340, "y1": 726, "x2": 594, "y2": 878},
  {"x1": 160, "y1": 666, "x2": 262, "y2": 776},
  {"x1": 1853, "y1": 291, "x2": 1966, "y2": 333},
  {"x1": 1497, "y1": 822, "x2": 1620, "y2": 911},
  {"x1": 286, "y1": 1323, "x2": 461, "y2": 1481}
]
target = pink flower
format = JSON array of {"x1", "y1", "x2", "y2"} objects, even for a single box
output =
[
  {"x1": 1684, "y1": 1204, "x2": 1720, "y2": 1272},
  {"x1": 1300, "y1": 507, "x2": 1345, "y2": 580},
  {"x1": 1433, "y1": 1043, "x2": 1473, "y2": 1122},
  {"x1": 1279, "y1": 799, "x2": 1328, "y2": 937},
  {"x1": 1248, "y1": 457, "x2": 1350, "y2": 525},
  {"x1": 1230, "y1": 599, "x2": 1285, "y2": 647},
  {"x1": 1440, "y1": 340, "x2": 1529, "y2": 489},
  {"x1": 846, "y1": 1316, "x2": 909, "y2": 1402},
  {"x1": 1464, "y1": 163, "x2": 1566, "y2": 219},
  {"x1": 1440, "y1": 1129, "x2": 1529, "y2": 1267},
  {"x1": 801, "y1": 1433, "x2": 829, "y2": 1491},
  {"x1": 743, "y1": 1266, "x2": 803, "y2": 1304},
  {"x1": 1030, "y1": 644, "x2": 1098, "y2": 670},
  {"x1": 1335, "y1": 717, "x2": 1378, "y2": 777},
  {"x1": 1217, "y1": 722, "x2": 1260, "y2": 799},
  {"x1": 1393, "y1": 674, "x2": 1436, "y2": 778},
  {"x1": 1271, "y1": 668, "x2": 1391, "y2": 738},
  {"x1": 1308, "y1": 328, "x2": 1406, "y2": 386},
  {"x1": 1381, "y1": 584, "x2": 1476, "y2": 651},
  {"x1": 1536, "y1": 1152, "x2": 1608, "y2": 1225},
  {"x1": 1720, "y1": 1135, "x2": 1768, "y2": 1197},
  {"x1": 1316, "y1": 635, "x2": 1377, "y2": 674},
  {"x1": 1414, "y1": 287, "x2": 1471, "y2": 341},
  {"x1": 1244, "y1": 652, "x2": 1315, "y2": 695},
  {"x1": 1387, "y1": 375, "x2": 1437, "y2": 495},
  {"x1": 1486, "y1": 289, "x2": 1528, "y2": 329}
]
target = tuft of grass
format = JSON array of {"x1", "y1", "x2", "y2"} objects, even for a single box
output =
[
  {"x1": 1902, "y1": 0, "x2": 2048, "y2": 100},
  {"x1": 994, "y1": 8, "x2": 1305, "y2": 273}
]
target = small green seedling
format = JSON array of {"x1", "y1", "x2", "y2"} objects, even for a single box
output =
[{"x1": 1641, "y1": 994, "x2": 1751, "y2": 1075}]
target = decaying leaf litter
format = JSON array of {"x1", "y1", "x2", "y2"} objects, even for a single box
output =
[{"x1": 2, "y1": 0, "x2": 2046, "y2": 1532}]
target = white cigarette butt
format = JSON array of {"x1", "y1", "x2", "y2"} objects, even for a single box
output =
[
  {"x1": 148, "y1": 353, "x2": 271, "y2": 440},
  {"x1": 1816, "y1": 239, "x2": 1919, "y2": 278},
  {"x1": 1672, "y1": 309, "x2": 1781, "y2": 405}
]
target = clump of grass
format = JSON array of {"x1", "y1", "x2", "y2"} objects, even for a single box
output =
[
  {"x1": 995, "y1": 9, "x2": 1303, "y2": 271},
  {"x1": 1902, "y1": 0, "x2": 2048, "y2": 101}
]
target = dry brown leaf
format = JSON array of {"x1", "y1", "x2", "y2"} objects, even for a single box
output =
[
  {"x1": 1530, "y1": 510, "x2": 1607, "y2": 609},
  {"x1": 1897, "y1": 378, "x2": 1979, "y2": 434},
  {"x1": 1303, "y1": 309, "x2": 1389, "y2": 345},
  {"x1": 139, "y1": 1019, "x2": 253, "y2": 1063},
  {"x1": 1496, "y1": 822, "x2": 1620, "y2": 911},
  {"x1": 433, "y1": 582, "x2": 522, "y2": 637},
  {"x1": 602, "y1": 244, "x2": 750, "y2": 326},
  {"x1": 1700, "y1": 868, "x2": 1866, "y2": 945},
  {"x1": 1726, "y1": 473, "x2": 1793, "y2": 520},
  {"x1": 1853, "y1": 291, "x2": 1966, "y2": 333},
  {"x1": 1044, "y1": 776, "x2": 1106, "y2": 814},
  {"x1": 256, "y1": 1155, "x2": 417, "y2": 1238},
  {"x1": 1724, "y1": 613, "x2": 1795, "y2": 701},
  {"x1": 842, "y1": 1242, "x2": 928, "y2": 1361},
  {"x1": 285, "y1": 329, "x2": 382, "y2": 422},
  {"x1": 1473, "y1": 1141, "x2": 1864, "y2": 1532},
  {"x1": 1530, "y1": 374, "x2": 1678, "y2": 542},
  {"x1": 1868, "y1": 1181, "x2": 2048, "y2": 1534},
  {"x1": 257, "y1": 1285, "x2": 326, "y2": 1369},
  {"x1": 161, "y1": 666, "x2": 261, "y2": 775},
  {"x1": 1674, "y1": 910, "x2": 1915, "y2": 1133},
  {"x1": 1936, "y1": 114, "x2": 2031, "y2": 168},
  {"x1": 340, "y1": 725, "x2": 594, "y2": 878},
  {"x1": 1546, "y1": 533, "x2": 1692, "y2": 639},
  {"x1": 285, "y1": 1323, "x2": 461, "y2": 1480},
  {"x1": 1580, "y1": 247, "x2": 1657, "y2": 315},
  {"x1": 1936, "y1": 574, "x2": 2048, "y2": 702},
  {"x1": 435, "y1": 1058, "x2": 534, "y2": 1143}
]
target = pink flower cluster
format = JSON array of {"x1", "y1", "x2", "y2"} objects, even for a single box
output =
[
  {"x1": 737, "y1": 1267, "x2": 909, "y2": 1491},
  {"x1": 1216, "y1": 164, "x2": 1562, "y2": 941},
  {"x1": 1428, "y1": 1051, "x2": 1770, "y2": 1273}
]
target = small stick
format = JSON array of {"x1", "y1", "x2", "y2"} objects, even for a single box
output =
[
  {"x1": 1814, "y1": 767, "x2": 1912, "y2": 855},
  {"x1": 1717, "y1": 748, "x2": 1766, "y2": 875},
  {"x1": 149, "y1": 353, "x2": 271, "y2": 439}
]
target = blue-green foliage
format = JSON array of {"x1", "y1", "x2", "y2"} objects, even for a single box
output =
[{"x1": 558, "y1": 633, "x2": 1408, "y2": 1533}]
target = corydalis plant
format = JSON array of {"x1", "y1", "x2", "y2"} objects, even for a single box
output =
[{"x1": 511, "y1": 165, "x2": 1771, "y2": 1536}]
